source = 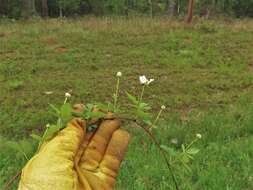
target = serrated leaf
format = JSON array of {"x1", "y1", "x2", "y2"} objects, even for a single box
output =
[
  {"x1": 30, "y1": 134, "x2": 42, "y2": 141},
  {"x1": 20, "y1": 140, "x2": 34, "y2": 158},
  {"x1": 187, "y1": 148, "x2": 200, "y2": 155},
  {"x1": 139, "y1": 102, "x2": 151, "y2": 111},
  {"x1": 5, "y1": 141, "x2": 21, "y2": 152},
  {"x1": 44, "y1": 125, "x2": 60, "y2": 141},
  {"x1": 126, "y1": 92, "x2": 138, "y2": 105},
  {"x1": 160, "y1": 145, "x2": 177, "y2": 156},
  {"x1": 181, "y1": 144, "x2": 186, "y2": 152},
  {"x1": 86, "y1": 103, "x2": 94, "y2": 111},
  {"x1": 137, "y1": 110, "x2": 151, "y2": 121},
  {"x1": 96, "y1": 103, "x2": 109, "y2": 111},
  {"x1": 6, "y1": 140, "x2": 34, "y2": 160},
  {"x1": 72, "y1": 111, "x2": 83, "y2": 117},
  {"x1": 181, "y1": 160, "x2": 192, "y2": 173},
  {"x1": 107, "y1": 102, "x2": 114, "y2": 111},
  {"x1": 143, "y1": 119, "x2": 152, "y2": 126},
  {"x1": 49, "y1": 103, "x2": 60, "y2": 115},
  {"x1": 60, "y1": 103, "x2": 72, "y2": 122},
  {"x1": 181, "y1": 154, "x2": 190, "y2": 163},
  {"x1": 90, "y1": 111, "x2": 106, "y2": 119}
]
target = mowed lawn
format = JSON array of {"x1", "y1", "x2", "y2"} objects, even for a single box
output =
[{"x1": 0, "y1": 18, "x2": 253, "y2": 190}]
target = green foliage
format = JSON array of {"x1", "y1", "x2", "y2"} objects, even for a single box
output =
[
  {"x1": 5, "y1": 139, "x2": 36, "y2": 161},
  {"x1": 8, "y1": 80, "x2": 23, "y2": 90},
  {"x1": 58, "y1": 0, "x2": 81, "y2": 14}
]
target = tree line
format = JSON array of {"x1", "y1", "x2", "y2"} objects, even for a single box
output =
[{"x1": 0, "y1": 0, "x2": 252, "y2": 19}]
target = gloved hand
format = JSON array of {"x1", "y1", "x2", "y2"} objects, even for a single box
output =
[{"x1": 18, "y1": 105, "x2": 130, "y2": 190}]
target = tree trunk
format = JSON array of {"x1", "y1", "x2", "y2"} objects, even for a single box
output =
[
  {"x1": 30, "y1": 0, "x2": 36, "y2": 15},
  {"x1": 149, "y1": 0, "x2": 153, "y2": 18},
  {"x1": 41, "y1": 0, "x2": 48, "y2": 17},
  {"x1": 166, "y1": 0, "x2": 176, "y2": 17},
  {"x1": 177, "y1": 0, "x2": 180, "y2": 15},
  {"x1": 185, "y1": 0, "x2": 194, "y2": 23},
  {"x1": 124, "y1": 0, "x2": 129, "y2": 17},
  {"x1": 59, "y1": 5, "x2": 63, "y2": 17},
  {"x1": 0, "y1": 0, "x2": 6, "y2": 16},
  {"x1": 200, "y1": 0, "x2": 208, "y2": 18},
  {"x1": 21, "y1": 0, "x2": 30, "y2": 18}
]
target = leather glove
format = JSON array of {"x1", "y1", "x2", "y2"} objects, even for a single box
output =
[{"x1": 18, "y1": 106, "x2": 130, "y2": 190}]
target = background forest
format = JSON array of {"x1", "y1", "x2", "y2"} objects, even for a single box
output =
[{"x1": 0, "y1": 0, "x2": 253, "y2": 19}]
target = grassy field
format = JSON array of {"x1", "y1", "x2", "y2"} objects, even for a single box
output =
[{"x1": 0, "y1": 17, "x2": 253, "y2": 190}]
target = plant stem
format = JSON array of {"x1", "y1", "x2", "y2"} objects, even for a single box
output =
[
  {"x1": 138, "y1": 85, "x2": 145, "y2": 104},
  {"x1": 113, "y1": 77, "x2": 120, "y2": 112},
  {"x1": 150, "y1": 108, "x2": 163, "y2": 129},
  {"x1": 116, "y1": 117, "x2": 180, "y2": 190},
  {"x1": 36, "y1": 126, "x2": 49, "y2": 153},
  {"x1": 2, "y1": 171, "x2": 21, "y2": 190},
  {"x1": 63, "y1": 97, "x2": 68, "y2": 104},
  {"x1": 185, "y1": 138, "x2": 198, "y2": 150},
  {"x1": 132, "y1": 121, "x2": 180, "y2": 190}
]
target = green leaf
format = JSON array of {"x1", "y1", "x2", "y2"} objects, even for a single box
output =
[
  {"x1": 143, "y1": 119, "x2": 152, "y2": 126},
  {"x1": 44, "y1": 125, "x2": 60, "y2": 141},
  {"x1": 30, "y1": 134, "x2": 42, "y2": 141},
  {"x1": 139, "y1": 102, "x2": 151, "y2": 111},
  {"x1": 181, "y1": 144, "x2": 186, "y2": 152},
  {"x1": 49, "y1": 103, "x2": 60, "y2": 115},
  {"x1": 5, "y1": 141, "x2": 22, "y2": 152},
  {"x1": 96, "y1": 103, "x2": 109, "y2": 111},
  {"x1": 90, "y1": 111, "x2": 106, "y2": 119},
  {"x1": 60, "y1": 103, "x2": 72, "y2": 122},
  {"x1": 160, "y1": 145, "x2": 177, "y2": 156},
  {"x1": 107, "y1": 103, "x2": 114, "y2": 111},
  {"x1": 20, "y1": 140, "x2": 34, "y2": 158},
  {"x1": 86, "y1": 103, "x2": 94, "y2": 111},
  {"x1": 181, "y1": 154, "x2": 190, "y2": 164},
  {"x1": 181, "y1": 160, "x2": 192, "y2": 173},
  {"x1": 137, "y1": 110, "x2": 151, "y2": 121},
  {"x1": 126, "y1": 92, "x2": 138, "y2": 105},
  {"x1": 6, "y1": 140, "x2": 35, "y2": 160},
  {"x1": 72, "y1": 111, "x2": 83, "y2": 117},
  {"x1": 187, "y1": 148, "x2": 200, "y2": 155}
]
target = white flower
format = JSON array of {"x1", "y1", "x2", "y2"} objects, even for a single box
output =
[
  {"x1": 147, "y1": 78, "x2": 154, "y2": 85},
  {"x1": 171, "y1": 138, "x2": 178, "y2": 145},
  {"x1": 161, "y1": 105, "x2": 166, "y2": 110},
  {"x1": 139, "y1": 75, "x2": 154, "y2": 85},
  {"x1": 46, "y1": 124, "x2": 50, "y2": 128},
  {"x1": 65, "y1": 92, "x2": 71, "y2": 98},
  {"x1": 196, "y1": 133, "x2": 202, "y2": 139},
  {"x1": 116, "y1": 71, "x2": 122, "y2": 77},
  {"x1": 44, "y1": 91, "x2": 53, "y2": 95}
]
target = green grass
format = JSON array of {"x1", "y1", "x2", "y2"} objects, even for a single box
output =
[{"x1": 0, "y1": 17, "x2": 253, "y2": 190}]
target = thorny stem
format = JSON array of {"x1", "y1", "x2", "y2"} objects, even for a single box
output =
[
  {"x1": 1, "y1": 171, "x2": 21, "y2": 190},
  {"x1": 120, "y1": 117, "x2": 180, "y2": 190}
]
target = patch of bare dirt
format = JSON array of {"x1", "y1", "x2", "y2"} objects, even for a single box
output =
[{"x1": 54, "y1": 47, "x2": 68, "y2": 53}]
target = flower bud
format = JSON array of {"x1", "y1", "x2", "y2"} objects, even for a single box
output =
[
  {"x1": 65, "y1": 92, "x2": 71, "y2": 98},
  {"x1": 116, "y1": 71, "x2": 122, "y2": 77},
  {"x1": 196, "y1": 133, "x2": 202, "y2": 139}
]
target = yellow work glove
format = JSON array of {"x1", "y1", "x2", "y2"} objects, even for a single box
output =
[{"x1": 18, "y1": 111, "x2": 130, "y2": 190}]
